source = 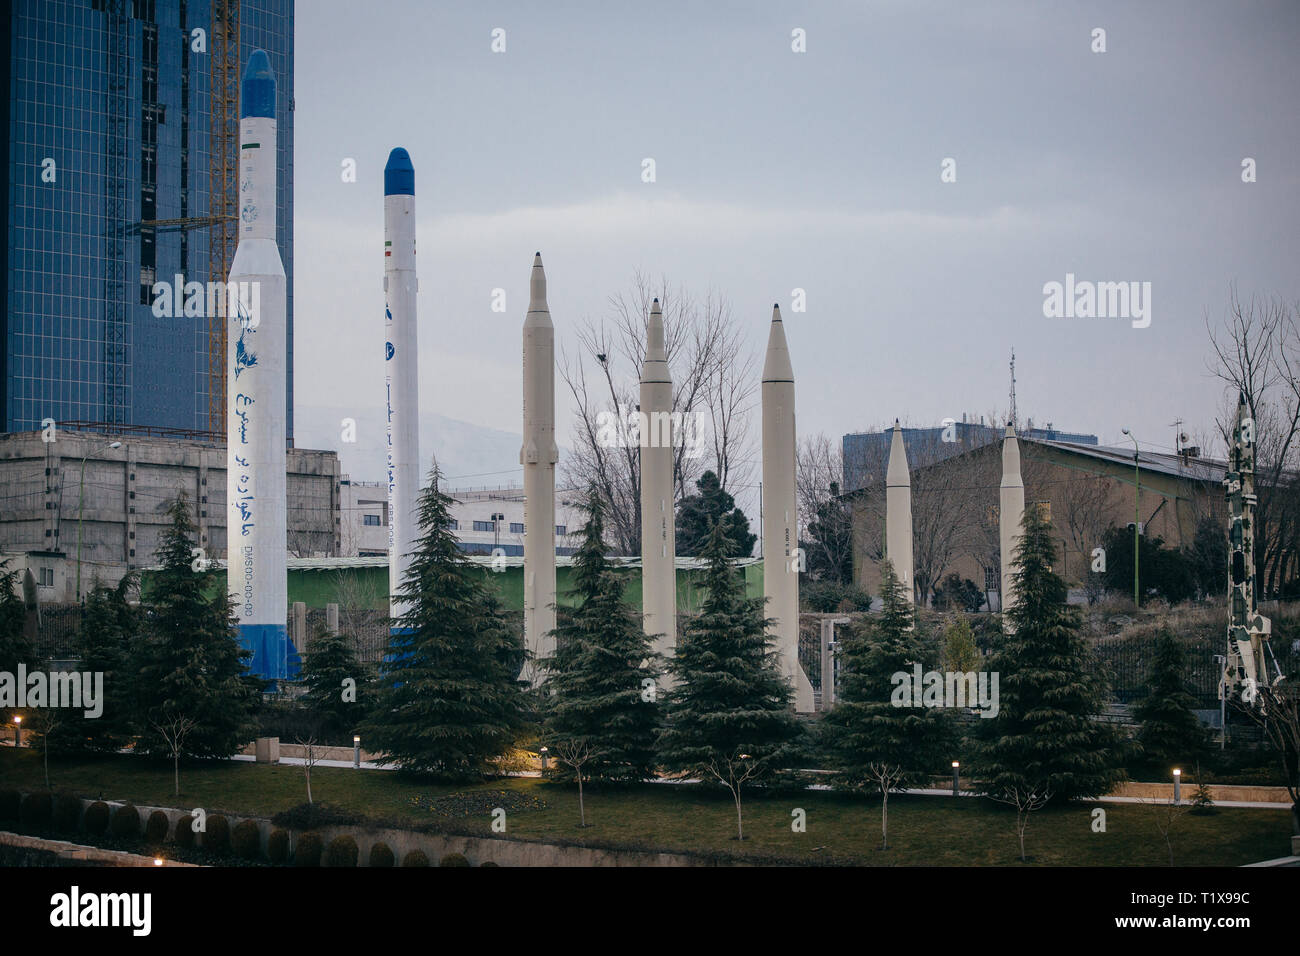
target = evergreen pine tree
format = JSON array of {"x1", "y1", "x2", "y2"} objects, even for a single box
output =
[
  {"x1": 359, "y1": 466, "x2": 529, "y2": 778},
  {"x1": 132, "y1": 493, "x2": 261, "y2": 758},
  {"x1": 298, "y1": 622, "x2": 373, "y2": 744},
  {"x1": 821, "y1": 560, "x2": 951, "y2": 848},
  {"x1": 1134, "y1": 631, "x2": 1208, "y2": 767},
  {"x1": 658, "y1": 521, "x2": 803, "y2": 840},
  {"x1": 0, "y1": 558, "x2": 35, "y2": 672},
  {"x1": 675, "y1": 470, "x2": 757, "y2": 557},
  {"x1": 977, "y1": 504, "x2": 1126, "y2": 802},
  {"x1": 541, "y1": 490, "x2": 660, "y2": 783},
  {"x1": 64, "y1": 574, "x2": 139, "y2": 753}
]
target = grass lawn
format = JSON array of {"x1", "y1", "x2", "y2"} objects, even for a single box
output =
[{"x1": 1, "y1": 747, "x2": 1290, "y2": 865}]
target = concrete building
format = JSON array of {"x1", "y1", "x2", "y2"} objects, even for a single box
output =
[
  {"x1": 336, "y1": 480, "x2": 587, "y2": 559},
  {"x1": 0, "y1": 426, "x2": 339, "y2": 601},
  {"x1": 842, "y1": 416, "x2": 1098, "y2": 494},
  {"x1": 846, "y1": 438, "x2": 1224, "y2": 606}
]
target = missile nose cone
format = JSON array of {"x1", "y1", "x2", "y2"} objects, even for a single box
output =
[
  {"x1": 1005, "y1": 422, "x2": 1016, "y2": 437},
  {"x1": 527, "y1": 252, "x2": 549, "y2": 315},
  {"x1": 644, "y1": 296, "x2": 668, "y2": 370},
  {"x1": 762, "y1": 306, "x2": 794, "y2": 383},
  {"x1": 384, "y1": 147, "x2": 415, "y2": 196},
  {"x1": 887, "y1": 421, "x2": 910, "y2": 486},
  {"x1": 240, "y1": 49, "x2": 276, "y2": 119}
]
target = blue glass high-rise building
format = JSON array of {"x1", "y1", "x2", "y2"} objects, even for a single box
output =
[{"x1": 2, "y1": 0, "x2": 293, "y2": 438}]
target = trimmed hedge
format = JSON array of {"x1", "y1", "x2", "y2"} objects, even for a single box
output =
[
  {"x1": 0, "y1": 789, "x2": 19, "y2": 821},
  {"x1": 53, "y1": 794, "x2": 82, "y2": 832},
  {"x1": 294, "y1": 832, "x2": 323, "y2": 867},
  {"x1": 232, "y1": 820, "x2": 261, "y2": 860},
  {"x1": 439, "y1": 852, "x2": 470, "y2": 867},
  {"x1": 109, "y1": 803, "x2": 140, "y2": 838},
  {"x1": 83, "y1": 801, "x2": 111, "y2": 835},
  {"x1": 204, "y1": 814, "x2": 230, "y2": 854},
  {"x1": 145, "y1": 810, "x2": 170, "y2": 844},
  {"x1": 174, "y1": 814, "x2": 196, "y2": 847},
  {"x1": 20, "y1": 791, "x2": 53, "y2": 827},
  {"x1": 267, "y1": 829, "x2": 290, "y2": 864},
  {"x1": 368, "y1": 841, "x2": 395, "y2": 868},
  {"x1": 402, "y1": 849, "x2": 429, "y2": 868},
  {"x1": 325, "y1": 835, "x2": 358, "y2": 868}
]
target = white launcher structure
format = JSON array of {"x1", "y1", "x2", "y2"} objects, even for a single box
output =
[
  {"x1": 384, "y1": 147, "x2": 419, "y2": 626},
  {"x1": 639, "y1": 297, "x2": 677, "y2": 660},
  {"x1": 522, "y1": 253, "x2": 558, "y2": 676},
  {"x1": 999, "y1": 423, "x2": 1026, "y2": 626},
  {"x1": 885, "y1": 420, "x2": 915, "y2": 602},
  {"x1": 762, "y1": 305, "x2": 814, "y2": 712},
  {"x1": 226, "y1": 50, "x2": 289, "y2": 679}
]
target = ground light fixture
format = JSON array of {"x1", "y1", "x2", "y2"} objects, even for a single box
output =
[
  {"x1": 539, "y1": 746, "x2": 548, "y2": 771},
  {"x1": 353, "y1": 736, "x2": 361, "y2": 769},
  {"x1": 153, "y1": 857, "x2": 163, "y2": 867},
  {"x1": 12, "y1": 715, "x2": 20, "y2": 748},
  {"x1": 952, "y1": 761, "x2": 960, "y2": 796},
  {"x1": 1173, "y1": 768, "x2": 1182, "y2": 804}
]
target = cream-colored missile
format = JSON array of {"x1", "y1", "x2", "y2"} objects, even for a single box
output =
[
  {"x1": 999, "y1": 422, "x2": 1025, "y2": 627},
  {"x1": 521, "y1": 253, "x2": 558, "y2": 678},
  {"x1": 885, "y1": 420, "x2": 914, "y2": 604},
  {"x1": 762, "y1": 304, "x2": 814, "y2": 712},
  {"x1": 639, "y1": 297, "x2": 676, "y2": 661}
]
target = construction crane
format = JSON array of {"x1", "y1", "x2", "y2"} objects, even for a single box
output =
[{"x1": 208, "y1": 0, "x2": 241, "y2": 436}]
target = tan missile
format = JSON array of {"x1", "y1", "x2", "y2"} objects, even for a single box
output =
[
  {"x1": 762, "y1": 304, "x2": 814, "y2": 712},
  {"x1": 639, "y1": 297, "x2": 677, "y2": 661},
  {"x1": 885, "y1": 420, "x2": 914, "y2": 603},
  {"x1": 521, "y1": 253, "x2": 558, "y2": 678},
  {"x1": 999, "y1": 422, "x2": 1025, "y2": 627}
]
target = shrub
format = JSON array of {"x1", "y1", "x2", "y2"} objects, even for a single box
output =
[
  {"x1": 232, "y1": 819, "x2": 261, "y2": 860},
  {"x1": 480, "y1": 861, "x2": 499, "y2": 867},
  {"x1": 439, "y1": 852, "x2": 470, "y2": 867},
  {"x1": 294, "y1": 832, "x2": 323, "y2": 867},
  {"x1": 270, "y1": 802, "x2": 363, "y2": 831},
  {"x1": 267, "y1": 829, "x2": 290, "y2": 864},
  {"x1": 325, "y1": 834, "x2": 358, "y2": 868},
  {"x1": 402, "y1": 849, "x2": 429, "y2": 867},
  {"x1": 20, "y1": 791, "x2": 53, "y2": 827},
  {"x1": 173, "y1": 814, "x2": 196, "y2": 847},
  {"x1": 83, "y1": 801, "x2": 111, "y2": 835},
  {"x1": 109, "y1": 803, "x2": 140, "y2": 838},
  {"x1": 145, "y1": 810, "x2": 170, "y2": 844},
  {"x1": 368, "y1": 841, "x2": 395, "y2": 867},
  {"x1": 0, "y1": 789, "x2": 20, "y2": 821},
  {"x1": 53, "y1": 794, "x2": 82, "y2": 832},
  {"x1": 204, "y1": 814, "x2": 230, "y2": 854}
]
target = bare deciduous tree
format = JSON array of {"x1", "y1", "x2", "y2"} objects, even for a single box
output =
[
  {"x1": 552, "y1": 738, "x2": 594, "y2": 827},
  {"x1": 153, "y1": 712, "x2": 197, "y2": 797},
  {"x1": 1206, "y1": 286, "x2": 1300, "y2": 596},
  {"x1": 559, "y1": 272, "x2": 756, "y2": 555},
  {"x1": 866, "y1": 761, "x2": 908, "y2": 850},
  {"x1": 990, "y1": 783, "x2": 1053, "y2": 863}
]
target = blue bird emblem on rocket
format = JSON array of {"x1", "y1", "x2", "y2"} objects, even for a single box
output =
[{"x1": 386, "y1": 341, "x2": 395, "y2": 361}]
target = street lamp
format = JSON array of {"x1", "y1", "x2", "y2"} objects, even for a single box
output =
[
  {"x1": 1121, "y1": 428, "x2": 1140, "y2": 606},
  {"x1": 353, "y1": 735, "x2": 361, "y2": 769},
  {"x1": 539, "y1": 746, "x2": 548, "y2": 771},
  {"x1": 76, "y1": 439, "x2": 123, "y2": 600},
  {"x1": 13, "y1": 715, "x2": 21, "y2": 748},
  {"x1": 1213, "y1": 654, "x2": 1227, "y2": 750},
  {"x1": 951, "y1": 761, "x2": 960, "y2": 796},
  {"x1": 1172, "y1": 768, "x2": 1182, "y2": 805}
]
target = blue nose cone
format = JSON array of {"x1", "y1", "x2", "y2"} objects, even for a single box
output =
[
  {"x1": 384, "y1": 147, "x2": 415, "y2": 196},
  {"x1": 241, "y1": 49, "x2": 276, "y2": 119}
]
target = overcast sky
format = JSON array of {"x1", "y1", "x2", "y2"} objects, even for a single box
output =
[{"x1": 290, "y1": 0, "x2": 1300, "y2": 488}]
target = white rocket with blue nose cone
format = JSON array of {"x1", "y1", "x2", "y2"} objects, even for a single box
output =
[
  {"x1": 522, "y1": 253, "x2": 558, "y2": 679},
  {"x1": 226, "y1": 50, "x2": 290, "y2": 679},
  {"x1": 384, "y1": 148, "x2": 419, "y2": 626}
]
